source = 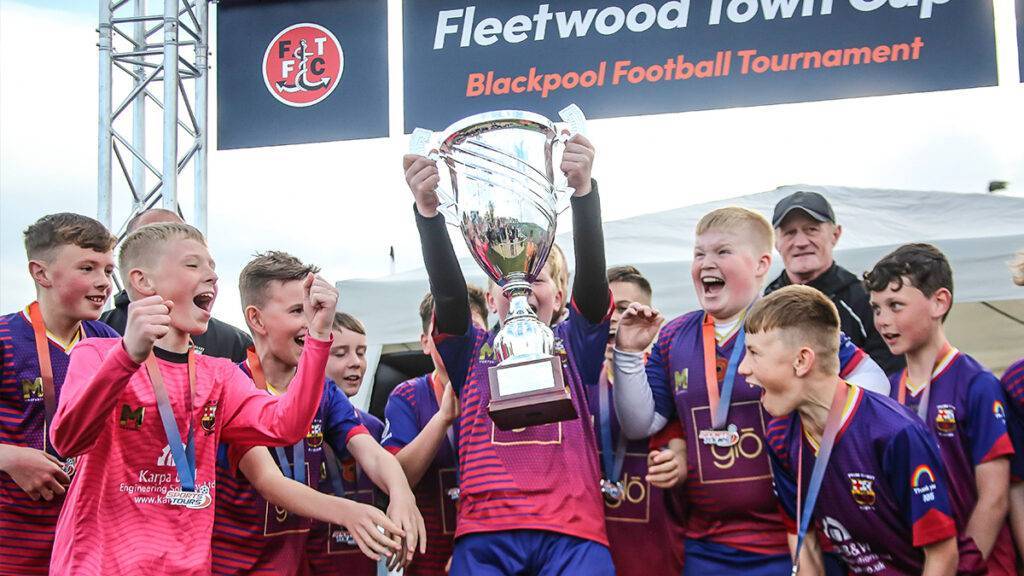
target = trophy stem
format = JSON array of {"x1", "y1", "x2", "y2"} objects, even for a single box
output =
[{"x1": 502, "y1": 279, "x2": 534, "y2": 323}]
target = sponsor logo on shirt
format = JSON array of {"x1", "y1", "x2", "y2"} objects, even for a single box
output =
[
  {"x1": 157, "y1": 444, "x2": 176, "y2": 467},
  {"x1": 21, "y1": 377, "x2": 43, "y2": 400},
  {"x1": 847, "y1": 473, "x2": 876, "y2": 509},
  {"x1": 911, "y1": 464, "x2": 938, "y2": 503},
  {"x1": 934, "y1": 404, "x2": 957, "y2": 436},
  {"x1": 201, "y1": 400, "x2": 218, "y2": 434},
  {"x1": 993, "y1": 400, "x2": 1006, "y2": 421},
  {"x1": 821, "y1": 516, "x2": 884, "y2": 571},
  {"x1": 119, "y1": 404, "x2": 145, "y2": 430},
  {"x1": 674, "y1": 369, "x2": 688, "y2": 393}
]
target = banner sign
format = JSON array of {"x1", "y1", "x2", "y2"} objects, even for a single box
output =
[
  {"x1": 403, "y1": 0, "x2": 997, "y2": 133},
  {"x1": 217, "y1": 0, "x2": 388, "y2": 149}
]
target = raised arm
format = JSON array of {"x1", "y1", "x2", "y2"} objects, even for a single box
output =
[
  {"x1": 561, "y1": 134, "x2": 609, "y2": 324},
  {"x1": 613, "y1": 303, "x2": 669, "y2": 439}
]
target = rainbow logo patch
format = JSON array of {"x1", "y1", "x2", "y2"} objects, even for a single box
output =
[
  {"x1": 911, "y1": 465, "x2": 936, "y2": 488},
  {"x1": 993, "y1": 401, "x2": 1006, "y2": 420}
]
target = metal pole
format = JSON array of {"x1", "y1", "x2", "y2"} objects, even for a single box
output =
[
  {"x1": 194, "y1": 0, "x2": 209, "y2": 234},
  {"x1": 132, "y1": 0, "x2": 147, "y2": 209},
  {"x1": 161, "y1": 0, "x2": 179, "y2": 210},
  {"x1": 98, "y1": 0, "x2": 113, "y2": 228}
]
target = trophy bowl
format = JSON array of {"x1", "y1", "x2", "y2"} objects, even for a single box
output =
[{"x1": 412, "y1": 105, "x2": 586, "y2": 429}]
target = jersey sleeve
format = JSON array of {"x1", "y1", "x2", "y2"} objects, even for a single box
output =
[
  {"x1": 381, "y1": 383, "x2": 420, "y2": 454},
  {"x1": 1000, "y1": 361, "x2": 1024, "y2": 480},
  {"x1": 217, "y1": 336, "x2": 329, "y2": 447},
  {"x1": 563, "y1": 299, "x2": 613, "y2": 389},
  {"x1": 1001, "y1": 360, "x2": 1024, "y2": 411},
  {"x1": 837, "y1": 332, "x2": 866, "y2": 378},
  {"x1": 433, "y1": 323, "x2": 484, "y2": 397},
  {"x1": 884, "y1": 424, "x2": 957, "y2": 547},
  {"x1": 965, "y1": 371, "x2": 1014, "y2": 466},
  {"x1": 646, "y1": 331, "x2": 676, "y2": 421},
  {"x1": 322, "y1": 383, "x2": 369, "y2": 455}
]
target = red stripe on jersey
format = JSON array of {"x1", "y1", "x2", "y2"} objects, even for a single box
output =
[
  {"x1": 980, "y1": 433, "x2": 1015, "y2": 464},
  {"x1": 911, "y1": 507, "x2": 956, "y2": 547}
]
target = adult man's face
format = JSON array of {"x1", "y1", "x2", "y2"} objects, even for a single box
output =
[{"x1": 775, "y1": 211, "x2": 841, "y2": 283}]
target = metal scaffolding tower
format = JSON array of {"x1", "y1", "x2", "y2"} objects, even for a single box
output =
[{"x1": 97, "y1": 0, "x2": 210, "y2": 238}]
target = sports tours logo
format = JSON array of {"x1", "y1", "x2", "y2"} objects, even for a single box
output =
[{"x1": 263, "y1": 23, "x2": 344, "y2": 107}]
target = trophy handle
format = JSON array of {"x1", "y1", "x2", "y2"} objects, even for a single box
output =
[
  {"x1": 410, "y1": 128, "x2": 459, "y2": 223},
  {"x1": 552, "y1": 104, "x2": 588, "y2": 214}
]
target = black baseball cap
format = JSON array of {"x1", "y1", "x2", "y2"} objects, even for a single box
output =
[{"x1": 772, "y1": 191, "x2": 836, "y2": 228}]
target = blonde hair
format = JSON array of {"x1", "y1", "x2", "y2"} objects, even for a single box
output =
[
  {"x1": 119, "y1": 222, "x2": 205, "y2": 272},
  {"x1": 745, "y1": 285, "x2": 840, "y2": 375},
  {"x1": 1011, "y1": 249, "x2": 1024, "y2": 287},
  {"x1": 696, "y1": 207, "x2": 774, "y2": 256}
]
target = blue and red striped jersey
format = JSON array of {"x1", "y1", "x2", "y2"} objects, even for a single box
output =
[{"x1": 0, "y1": 308, "x2": 117, "y2": 575}]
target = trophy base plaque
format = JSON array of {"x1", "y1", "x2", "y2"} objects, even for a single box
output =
[{"x1": 487, "y1": 355, "x2": 578, "y2": 430}]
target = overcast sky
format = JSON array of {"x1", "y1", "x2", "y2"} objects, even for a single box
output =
[{"x1": 1, "y1": 0, "x2": 1022, "y2": 332}]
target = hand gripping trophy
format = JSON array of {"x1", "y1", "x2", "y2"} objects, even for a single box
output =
[{"x1": 410, "y1": 105, "x2": 587, "y2": 430}]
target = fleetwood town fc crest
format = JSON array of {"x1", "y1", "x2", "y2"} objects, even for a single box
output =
[{"x1": 263, "y1": 23, "x2": 344, "y2": 108}]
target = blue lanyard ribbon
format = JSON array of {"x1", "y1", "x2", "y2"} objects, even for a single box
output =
[
  {"x1": 714, "y1": 329, "x2": 746, "y2": 429},
  {"x1": 793, "y1": 381, "x2": 851, "y2": 574},
  {"x1": 145, "y1": 351, "x2": 197, "y2": 491},
  {"x1": 274, "y1": 441, "x2": 306, "y2": 484},
  {"x1": 598, "y1": 367, "x2": 627, "y2": 485}
]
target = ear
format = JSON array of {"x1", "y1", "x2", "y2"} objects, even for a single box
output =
[
  {"x1": 485, "y1": 288, "x2": 500, "y2": 314},
  {"x1": 931, "y1": 287, "x2": 953, "y2": 320},
  {"x1": 831, "y1": 224, "x2": 843, "y2": 246},
  {"x1": 420, "y1": 332, "x2": 431, "y2": 356},
  {"x1": 28, "y1": 260, "x2": 53, "y2": 289},
  {"x1": 794, "y1": 346, "x2": 816, "y2": 378},
  {"x1": 754, "y1": 251, "x2": 773, "y2": 278},
  {"x1": 245, "y1": 305, "x2": 268, "y2": 337},
  {"x1": 127, "y1": 268, "x2": 157, "y2": 298},
  {"x1": 553, "y1": 286, "x2": 565, "y2": 316}
]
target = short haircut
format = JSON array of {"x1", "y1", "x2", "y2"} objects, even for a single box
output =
[
  {"x1": 419, "y1": 284, "x2": 489, "y2": 334},
  {"x1": 696, "y1": 207, "x2": 774, "y2": 256},
  {"x1": 333, "y1": 312, "x2": 366, "y2": 336},
  {"x1": 118, "y1": 222, "x2": 204, "y2": 272},
  {"x1": 126, "y1": 208, "x2": 182, "y2": 233},
  {"x1": 607, "y1": 265, "x2": 652, "y2": 300},
  {"x1": 745, "y1": 284, "x2": 840, "y2": 375},
  {"x1": 238, "y1": 251, "x2": 320, "y2": 309},
  {"x1": 862, "y1": 243, "x2": 953, "y2": 320},
  {"x1": 23, "y1": 212, "x2": 117, "y2": 261},
  {"x1": 1010, "y1": 249, "x2": 1024, "y2": 287}
]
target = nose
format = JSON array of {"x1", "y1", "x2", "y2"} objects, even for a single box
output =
[{"x1": 738, "y1": 354, "x2": 752, "y2": 377}]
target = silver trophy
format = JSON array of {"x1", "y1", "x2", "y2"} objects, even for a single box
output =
[{"x1": 411, "y1": 105, "x2": 586, "y2": 430}]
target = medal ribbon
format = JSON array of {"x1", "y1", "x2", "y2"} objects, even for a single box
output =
[
  {"x1": 246, "y1": 348, "x2": 306, "y2": 484},
  {"x1": 897, "y1": 342, "x2": 954, "y2": 422},
  {"x1": 145, "y1": 349, "x2": 197, "y2": 491},
  {"x1": 701, "y1": 313, "x2": 747, "y2": 430},
  {"x1": 430, "y1": 372, "x2": 461, "y2": 493},
  {"x1": 27, "y1": 302, "x2": 70, "y2": 457},
  {"x1": 793, "y1": 381, "x2": 851, "y2": 574},
  {"x1": 598, "y1": 365, "x2": 627, "y2": 487}
]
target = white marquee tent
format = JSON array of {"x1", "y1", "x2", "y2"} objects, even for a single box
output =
[{"x1": 339, "y1": 185, "x2": 1024, "y2": 407}]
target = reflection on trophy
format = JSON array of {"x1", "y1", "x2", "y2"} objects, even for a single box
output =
[{"x1": 411, "y1": 105, "x2": 586, "y2": 430}]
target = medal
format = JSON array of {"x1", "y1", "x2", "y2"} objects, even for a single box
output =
[
  {"x1": 447, "y1": 487, "x2": 461, "y2": 501},
  {"x1": 165, "y1": 485, "x2": 212, "y2": 509},
  {"x1": 699, "y1": 423, "x2": 740, "y2": 447},
  {"x1": 600, "y1": 478, "x2": 625, "y2": 505}
]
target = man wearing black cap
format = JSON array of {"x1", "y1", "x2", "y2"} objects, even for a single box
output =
[{"x1": 765, "y1": 190, "x2": 903, "y2": 374}]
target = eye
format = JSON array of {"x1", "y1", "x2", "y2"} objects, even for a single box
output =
[{"x1": 80, "y1": 265, "x2": 93, "y2": 272}]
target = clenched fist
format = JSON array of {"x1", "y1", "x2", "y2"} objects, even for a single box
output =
[
  {"x1": 304, "y1": 273, "x2": 339, "y2": 341},
  {"x1": 560, "y1": 133, "x2": 595, "y2": 197},
  {"x1": 123, "y1": 295, "x2": 173, "y2": 363},
  {"x1": 403, "y1": 154, "x2": 441, "y2": 218}
]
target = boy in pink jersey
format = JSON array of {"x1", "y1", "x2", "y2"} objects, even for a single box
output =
[
  {"x1": 866, "y1": 243, "x2": 1017, "y2": 575},
  {"x1": 49, "y1": 223, "x2": 336, "y2": 575},
  {"x1": 0, "y1": 213, "x2": 119, "y2": 575},
  {"x1": 403, "y1": 133, "x2": 617, "y2": 574},
  {"x1": 612, "y1": 207, "x2": 889, "y2": 575},
  {"x1": 213, "y1": 253, "x2": 418, "y2": 576}
]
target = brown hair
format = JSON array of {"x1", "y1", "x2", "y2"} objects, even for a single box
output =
[
  {"x1": 24, "y1": 213, "x2": 117, "y2": 261},
  {"x1": 239, "y1": 251, "x2": 320, "y2": 309},
  {"x1": 607, "y1": 265, "x2": 652, "y2": 300},
  {"x1": 333, "y1": 312, "x2": 366, "y2": 336},
  {"x1": 745, "y1": 285, "x2": 840, "y2": 375},
  {"x1": 862, "y1": 243, "x2": 953, "y2": 321},
  {"x1": 419, "y1": 284, "x2": 489, "y2": 334},
  {"x1": 696, "y1": 207, "x2": 774, "y2": 256},
  {"x1": 118, "y1": 222, "x2": 205, "y2": 272}
]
